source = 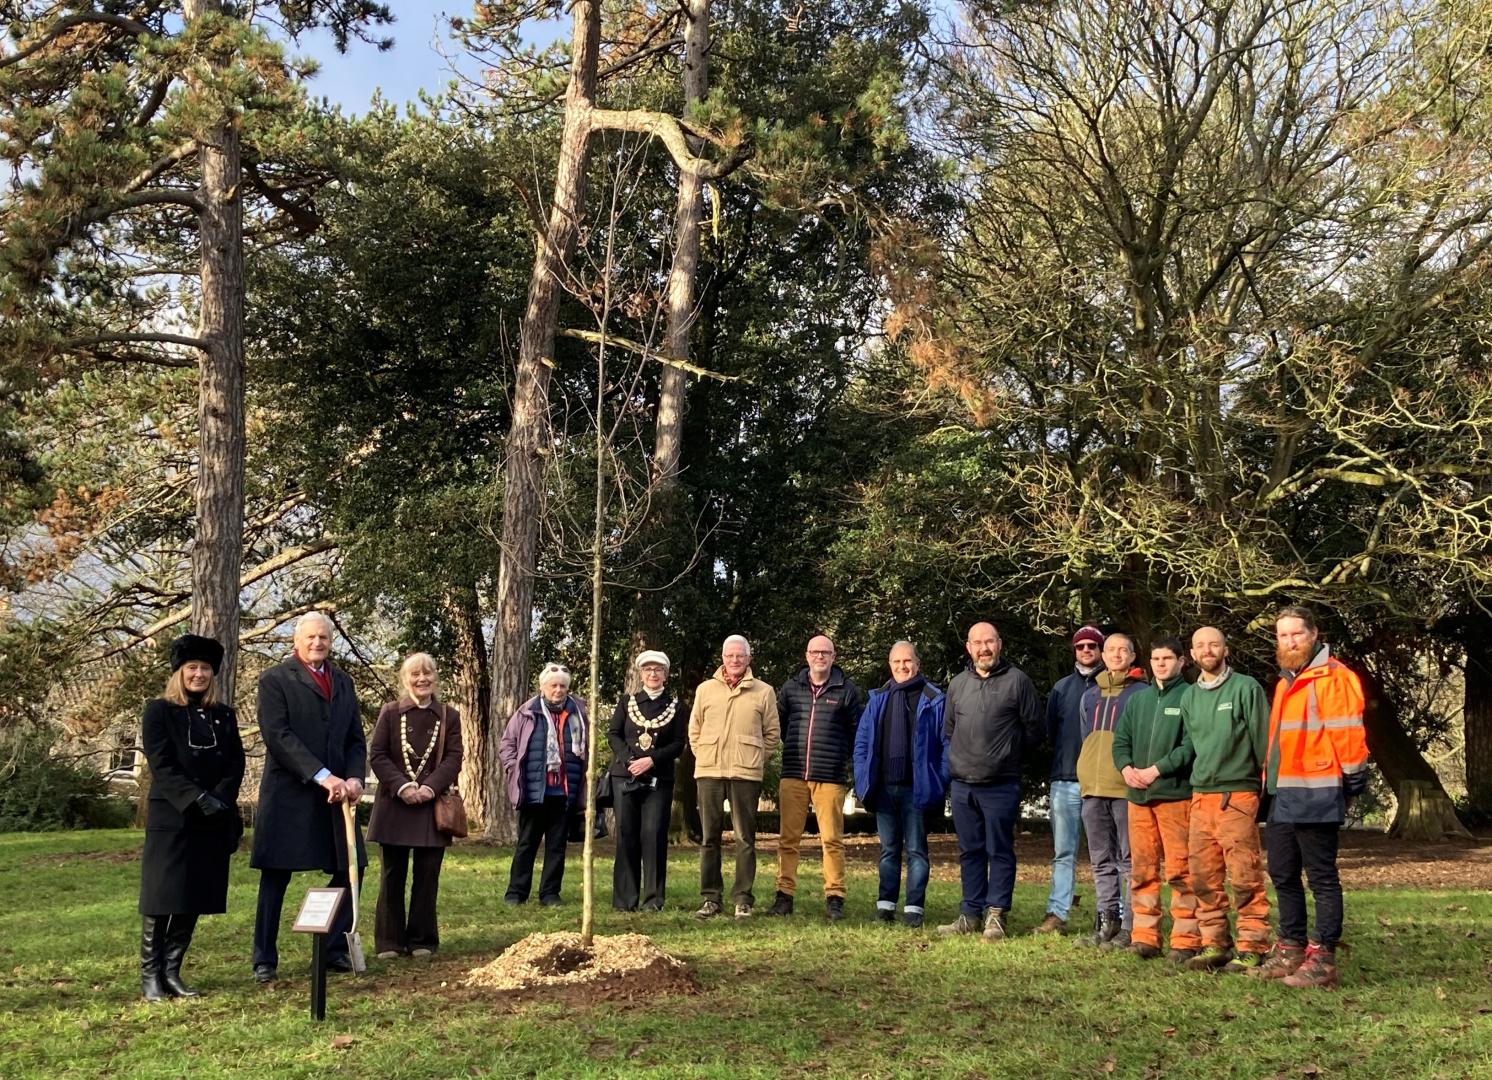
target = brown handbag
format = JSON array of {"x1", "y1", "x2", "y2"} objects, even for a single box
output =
[{"x1": 432, "y1": 705, "x2": 468, "y2": 838}]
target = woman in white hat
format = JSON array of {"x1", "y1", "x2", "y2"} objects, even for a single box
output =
[{"x1": 606, "y1": 650, "x2": 685, "y2": 911}]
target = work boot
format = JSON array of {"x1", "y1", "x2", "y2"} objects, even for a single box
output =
[
  {"x1": 1129, "y1": 942, "x2": 1162, "y2": 960},
  {"x1": 1166, "y1": 948, "x2": 1197, "y2": 966},
  {"x1": 160, "y1": 914, "x2": 201, "y2": 998},
  {"x1": 1078, "y1": 909, "x2": 1120, "y2": 947},
  {"x1": 902, "y1": 910, "x2": 924, "y2": 930},
  {"x1": 766, "y1": 891, "x2": 794, "y2": 917},
  {"x1": 1223, "y1": 950, "x2": 1265, "y2": 974},
  {"x1": 1032, "y1": 913, "x2": 1066, "y2": 935},
  {"x1": 1185, "y1": 945, "x2": 1234, "y2": 971},
  {"x1": 1250, "y1": 941, "x2": 1307, "y2": 980},
  {"x1": 1282, "y1": 944, "x2": 1339, "y2": 989},
  {"x1": 1100, "y1": 927, "x2": 1131, "y2": 951},
  {"x1": 140, "y1": 915, "x2": 168, "y2": 1003},
  {"x1": 981, "y1": 908, "x2": 1007, "y2": 941},
  {"x1": 825, "y1": 896, "x2": 845, "y2": 922},
  {"x1": 694, "y1": 899, "x2": 722, "y2": 920},
  {"x1": 876, "y1": 907, "x2": 896, "y2": 925},
  {"x1": 937, "y1": 912, "x2": 981, "y2": 936}
]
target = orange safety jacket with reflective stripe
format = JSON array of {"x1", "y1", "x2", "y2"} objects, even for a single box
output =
[{"x1": 1265, "y1": 645, "x2": 1368, "y2": 825}]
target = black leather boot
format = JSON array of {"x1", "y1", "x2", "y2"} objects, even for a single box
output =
[
  {"x1": 161, "y1": 914, "x2": 201, "y2": 998},
  {"x1": 140, "y1": 915, "x2": 168, "y2": 1002}
]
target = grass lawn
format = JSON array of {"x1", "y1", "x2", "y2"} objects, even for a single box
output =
[{"x1": 1, "y1": 828, "x2": 1489, "y2": 1079}]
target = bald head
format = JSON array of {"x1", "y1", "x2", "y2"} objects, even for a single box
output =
[
  {"x1": 966, "y1": 622, "x2": 1002, "y2": 674},
  {"x1": 806, "y1": 635, "x2": 836, "y2": 682},
  {"x1": 1190, "y1": 625, "x2": 1229, "y2": 675}
]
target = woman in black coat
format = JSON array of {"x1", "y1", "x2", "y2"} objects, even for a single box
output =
[
  {"x1": 137, "y1": 634, "x2": 245, "y2": 1002},
  {"x1": 367, "y1": 653, "x2": 463, "y2": 958},
  {"x1": 608, "y1": 649, "x2": 685, "y2": 911}
]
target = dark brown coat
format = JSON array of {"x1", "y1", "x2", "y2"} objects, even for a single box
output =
[{"x1": 366, "y1": 697, "x2": 463, "y2": 848}]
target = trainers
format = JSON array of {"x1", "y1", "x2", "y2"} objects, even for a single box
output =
[
  {"x1": 903, "y1": 911, "x2": 924, "y2": 930},
  {"x1": 1185, "y1": 945, "x2": 1233, "y2": 971},
  {"x1": 1129, "y1": 942, "x2": 1162, "y2": 960},
  {"x1": 1250, "y1": 941, "x2": 1307, "y2": 980},
  {"x1": 1282, "y1": 944, "x2": 1339, "y2": 989},
  {"x1": 1167, "y1": 948, "x2": 1197, "y2": 965},
  {"x1": 766, "y1": 891, "x2": 794, "y2": 917},
  {"x1": 937, "y1": 913, "x2": 981, "y2": 936},
  {"x1": 1032, "y1": 913, "x2": 1066, "y2": 935},
  {"x1": 981, "y1": 908, "x2": 1007, "y2": 941},
  {"x1": 1223, "y1": 950, "x2": 1265, "y2": 974},
  {"x1": 1100, "y1": 928, "x2": 1131, "y2": 951},
  {"x1": 734, "y1": 902, "x2": 753, "y2": 919},
  {"x1": 375, "y1": 950, "x2": 401, "y2": 961},
  {"x1": 826, "y1": 896, "x2": 845, "y2": 922},
  {"x1": 695, "y1": 900, "x2": 722, "y2": 920},
  {"x1": 876, "y1": 907, "x2": 896, "y2": 924}
]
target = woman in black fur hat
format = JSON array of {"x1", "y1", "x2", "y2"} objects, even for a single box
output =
[{"x1": 136, "y1": 634, "x2": 245, "y2": 1001}]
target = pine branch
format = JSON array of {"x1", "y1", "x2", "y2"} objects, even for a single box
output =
[
  {"x1": 62, "y1": 331, "x2": 212, "y2": 354},
  {"x1": 557, "y1": 327, "x2": 746, "y2": 382},
  {"x1": 124, "y1": 143, "x2": 197, "y2": 194},
  {"x1": 0, "y1": 12, "x2": 152, "y2": 71},
  {"x1": 115, "y1": 188, "x2": 204, "y2": 212},
  {"x1": 590, "y1": 108, "x2": 751, "y2": 179}
]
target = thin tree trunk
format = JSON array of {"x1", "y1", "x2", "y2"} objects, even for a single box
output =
[
  {"x1": 1464, "y1": 614, "x2": 1492, "y2": 819},
  {"x1": 581, "y1": 346, "x2": 607, "y2": 948},
  {"x1": 486, "y1": 0, "x2": 602, "y2": 839},
  {"x1": 185, "y1": 0, "x2": 246, "y2": 700}
]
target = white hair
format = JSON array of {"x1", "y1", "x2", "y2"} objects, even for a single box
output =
[
  {"x1": 722, "y1": 634, "x2": 752, "y2": 657},
  {"x1": 399, "y1": 652, "x2": 438, "y2": 692},
  {"x1": 294, "y1": 611, "x2": 335, "y2": 637},
  {"x1": 537, "y1": 662, "x2": 571, "y2": 689},
  {"x1": 889, "y1": 640, "x2": 920, "y2": 662}
]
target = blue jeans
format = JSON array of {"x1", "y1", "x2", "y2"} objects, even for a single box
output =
[
  {"x1": 1045, "y1": 780, "x2": 1083, "y2": 919},
  {"x1": 949, "y1": 779, "x2": 1021, "y2": 917},
  {"x1": 874, "y1": 783, "x2": 930, "y2": 914}
]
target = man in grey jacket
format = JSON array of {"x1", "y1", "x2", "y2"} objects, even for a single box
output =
[{"x1": 938, "y1": 622, "x2": 1042, "y2": 941}]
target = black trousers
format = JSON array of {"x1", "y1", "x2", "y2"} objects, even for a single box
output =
[
  {"x1": 1265, "y1": 821, "x2": 1343, "y2": 947},
  {"x1": 612, "y1": 778, "x2": 674, "y2": 911},
  {"x1": 697, "y1": 777, "x2": 761, "y2": 906},
  {"x1": 506, "y1": 796, "x2": 570, "y2": 902},
  {"x1": 253, "y1": 868, "x2": 357, "y2": 969},
  {"x1": 375, "y1": 844, "x2": 445, "y2": 954}
]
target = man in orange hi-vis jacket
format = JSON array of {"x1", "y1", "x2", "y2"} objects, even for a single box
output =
[{"x1": 1252, "y1": 605, "x2": 1369, "y2": 990}]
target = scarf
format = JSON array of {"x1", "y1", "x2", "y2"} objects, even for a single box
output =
[
  {"x1": 542, "y1": 700, "x2": 581, "y2": 790},
  {"x1": 1195, "y1": 663, "x2": 1233, "y2": 690},
  {"x1": 879, "y1": 674, "x2": 925, "y2": 787},
  {"x1": 295, "y1": 655, "x2": 331, "y2": 699},
  {"x1": 644, "y1": 685, "x2": 665, "y2": 700}
]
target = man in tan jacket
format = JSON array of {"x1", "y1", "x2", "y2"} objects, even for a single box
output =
[{"x1": 690, "y1": 634, "x2": 781, "y2": 919}]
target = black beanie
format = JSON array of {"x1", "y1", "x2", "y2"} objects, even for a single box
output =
[{"x1": 170, "y1": 634, "x2": 225, "y2": 674}]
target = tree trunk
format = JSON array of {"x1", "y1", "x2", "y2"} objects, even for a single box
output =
[
  {"x1": 485, "y1": 0, "x2": 603, "y2": 839},
  {"x1": 444, "y1": 587, "x2": 507, "y2": 840},
  {"x1": 1464, "y1": 614, "x2": 1492, "y2": 820},
  {"x1": 1359, "y1": 662, "x2": 1472, "y2": 840},
  {"x1": 185, "y1": 0, "x2": 246, "y2": 701}
]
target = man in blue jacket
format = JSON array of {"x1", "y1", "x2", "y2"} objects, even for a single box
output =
[
  {"x1": 1035, "y1": 625, "x2": 1105, "y2": 934},
  {"x1": 853, "y1": 641, "x2": 946, "y2": 929}
]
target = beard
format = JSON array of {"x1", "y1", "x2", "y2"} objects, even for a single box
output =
[
  {"x1": 1277, "y1": 641, "x2": 1315, "y2": 672},
  {"x1": 1195, "y1": 654, "x2": 1225, "y2": 675}
]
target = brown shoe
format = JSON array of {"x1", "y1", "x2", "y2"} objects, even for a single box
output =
[
  {"x1": 1129, "y1": 942, "x2": 1162, "y2": 960},
  {"x1": 1250, "y1": 941, "x2": 1307, "y2": 980},
  {"x1": 1032, "y1": 913, "x2": 1066, "y2": 936},
  {"x1": 981, "y1": 908, "x2": 1007, "y2": 941},
  {"x1": 938, "y1": 913, "x2": 981, "y2": 936},
  {"x1": 1282, "y1": 944, "x2": 1338, "y2": 989}
]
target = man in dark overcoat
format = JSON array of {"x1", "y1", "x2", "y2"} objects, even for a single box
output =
[{"x1": 250, "y1": 612, "x2": 368, "y2": 982}]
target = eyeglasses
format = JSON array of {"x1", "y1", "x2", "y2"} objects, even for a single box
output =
[{"x1": 807, "y1": 650, "x2": 834, "y2": 657}]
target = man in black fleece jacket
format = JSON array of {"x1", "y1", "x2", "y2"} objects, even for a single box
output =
[{"x1": 937, "y1": 622, "x2": 1042, "y2": 941}]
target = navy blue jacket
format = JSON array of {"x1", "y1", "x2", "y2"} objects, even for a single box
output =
[
  {"x1": 519, "y1": 697, "x2": 587, "y2": 809},
  {"x1": 1046, "y1": 665, "x2": 1100, "y2": 782},
  {"x1": 853, "y1": 679, "x2": 947, "y2": 811}
]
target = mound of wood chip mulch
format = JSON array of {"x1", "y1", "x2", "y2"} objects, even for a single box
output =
[{"x1": 465, "y1": 932, "x2": 697, "y2": 996}]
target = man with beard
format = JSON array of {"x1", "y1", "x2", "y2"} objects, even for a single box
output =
[
  {"x1": 938, "y1": 622, "x2": 1041, "y2": 941},
  {"x1": 1251, "y1": 605, "x2": 1368, "y2": 989},
  {"x1": 853, "y1": 641, "x2": 947, "y2": 928},
  {"x1": 769, "y1": 635, "x2": 864, "y2": 922},
  {"x1": 1035, "y1": 626, "x2": 1105, "y2": 935},
  {"x1": 1179, "y1": 626, "x2": 1270, "y2": 973}
]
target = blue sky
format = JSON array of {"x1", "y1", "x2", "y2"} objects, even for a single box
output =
[{"x1": 290, "y1": 2, "x2": 473, "y2": 114}]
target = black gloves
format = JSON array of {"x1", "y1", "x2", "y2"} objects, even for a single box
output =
[{"x1": 195, "y1": 792, "x2": 230, "y2": 816}]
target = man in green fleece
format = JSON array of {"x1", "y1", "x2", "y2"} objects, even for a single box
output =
[
  {"x1": 1179, "y1": 626, "x2": 1271, "y2": 972},
  {"x1": 1112, "y1": 637, "x2": 1199, "y2": 963}
]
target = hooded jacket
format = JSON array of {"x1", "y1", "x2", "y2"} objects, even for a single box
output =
[
  {"x1": 1266, "y1": 644, "x2": 1369, "y2": 824},
  {"x1": 1046, "y1": 663, "x2": 1102, "y2": 782},
  {"x1": 1077, "y1": 668, "x2": 1148, "y2": 798},
  {"x1": 1111, "y1": 677, "x2": 1193, "y2": 804}
]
